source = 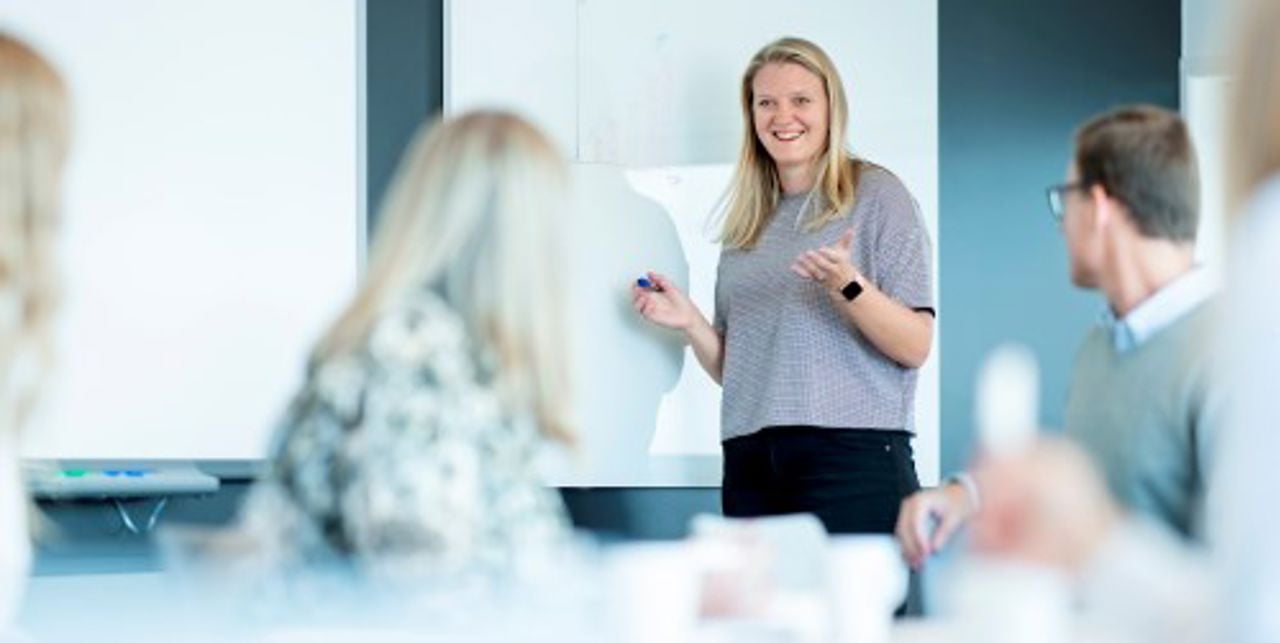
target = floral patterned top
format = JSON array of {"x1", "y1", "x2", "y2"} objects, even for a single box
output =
[{"x1": 240, "y1": 289, "x2": 570, "y2": 580}]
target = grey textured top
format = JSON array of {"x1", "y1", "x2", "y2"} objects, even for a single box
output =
[
  {"x1": 714, "y1": 165, "x2": 934, "y2": 441},
  {"x1": 1065, "y1": 300, "x2": 1221, "y2": 540}
]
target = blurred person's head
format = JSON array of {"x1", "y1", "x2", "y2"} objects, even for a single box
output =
[
  {"x1": 314, "y1": 111, "x2": 573, "y2": 442},
  {"x1": 720, "y1": 37, "x2": 858, "y2": 249},
  {"x1": 0, "y1": 33, "x2": 70, "y2": 432},
  {"x1": 1053, "y1": 106, "x2": 1199, "y2": 291},
  {"x1": 970, "y1": 438, "x2": 1120, "y2": 571},
  {"x1": 1228, "y1": 0, "x2": 1280, "y2": 209}
]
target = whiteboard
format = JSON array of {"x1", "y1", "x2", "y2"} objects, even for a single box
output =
[
  {"x1": 449, "y1": 0, "x2": 940, "y2": 486},
  {"x1": 7, "y1": 0, "x2": 361, "y2": 462}
]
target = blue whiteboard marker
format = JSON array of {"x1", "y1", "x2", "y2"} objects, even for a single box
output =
[{"x1": 636, "y1": 276, "x2": 664, "y2": 292}]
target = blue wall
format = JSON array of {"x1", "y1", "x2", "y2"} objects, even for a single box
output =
[
  {"x1": 938, "y1": 0, "x2": 1181, "y2": 474},
  {"x1": 366, "y1": 0, "x2": 443, "y2": 228}
]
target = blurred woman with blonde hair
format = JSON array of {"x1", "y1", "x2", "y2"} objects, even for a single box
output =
[
  {"x1": 0, "y1": 32, "x2": 71, "y2": 626},
  {"x1": 242, "y1": 111, "x2": 574, "y2": 579},
  {"x1": 632, "y1": 37, "x2": 934, "y2": 534}
]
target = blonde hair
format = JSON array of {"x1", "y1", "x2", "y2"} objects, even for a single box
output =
[
  {"x1": 1228, "y1": 0, "x2": 1280, "y2": 216},
  {"x1": 0, "y1": 33, "x2": 70, "y2": 434},
  {"x1": 314, "y1": 111, "x2": 573, "y2": 443},
  {"x1": 719, "y1": 37, "x2": 861, "y2": 249}
]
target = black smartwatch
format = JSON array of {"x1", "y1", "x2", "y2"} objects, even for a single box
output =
[{"x1": 839, "y1": 279, "x2": 864, "y2": 302}]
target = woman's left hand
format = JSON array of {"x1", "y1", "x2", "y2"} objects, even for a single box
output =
[{"x1": 790, "y1": 228, "x2": 862, "y2": 292}]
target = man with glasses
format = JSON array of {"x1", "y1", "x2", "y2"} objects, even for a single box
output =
[{"x1": 896, "y1": 105, "x2": 1221, "y2": 569}]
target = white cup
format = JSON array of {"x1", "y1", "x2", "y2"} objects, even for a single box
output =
[
  {"x1": 827, "y1": 535, "x2": 908, "y2": 643},
  {"x1": 606, "y1": 542, "x2": 700, "y2": 643},
  {"x1": 943, "y1": 557, "x2": 1071, "y2": 643}
]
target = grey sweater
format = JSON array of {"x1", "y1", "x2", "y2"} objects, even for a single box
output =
[{"x1": 1065, "y1": 301, "x2": 1221, "y2": 540}]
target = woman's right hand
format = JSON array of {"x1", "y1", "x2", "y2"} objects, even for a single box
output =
[{"x1": 631, "y1": 271, "x2": 699, "y2": 332}]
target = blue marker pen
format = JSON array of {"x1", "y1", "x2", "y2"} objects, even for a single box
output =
[{"x1": 636, "y1": 276, "x2": 664, "y2": 292}]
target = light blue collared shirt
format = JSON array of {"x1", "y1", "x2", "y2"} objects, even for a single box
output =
[{"x1": 1100, "y1": 267, "x2": 1217, "y2": 353}]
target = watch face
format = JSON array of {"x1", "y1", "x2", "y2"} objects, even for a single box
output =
[{"x1": 841, "y1": 280, "x2": 864, "y2": 301}]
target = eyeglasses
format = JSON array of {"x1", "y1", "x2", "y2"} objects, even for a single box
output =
[{"x1": 1045, "y1": 181, "x2": 1089, "y2": 223}]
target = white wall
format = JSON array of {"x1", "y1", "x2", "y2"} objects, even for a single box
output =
[
  {"x1": 1182, "y1": 0, "x2": 1239, "y2": 275},
  {"x1": 1183, "y1": 0, "x2": 1234, "y2": 72}
]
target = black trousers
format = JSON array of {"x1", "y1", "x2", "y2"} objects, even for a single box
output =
[{"x1": 721, "y1": 426, "x2": 921, "y2": 534}]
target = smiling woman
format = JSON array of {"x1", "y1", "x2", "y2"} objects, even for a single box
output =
[
  {"x1": 751, "y1": 61, "x2": 831, "y2": 191},
  {"x1": 631, "y1": 37, "x2": 936, "y2": 535}
]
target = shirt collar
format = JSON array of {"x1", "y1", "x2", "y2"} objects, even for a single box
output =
[{"x1": 1100, "y1": 267, "x2": 1216, "y2": 352}]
